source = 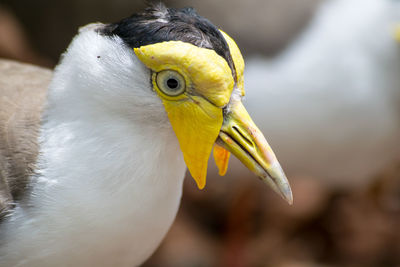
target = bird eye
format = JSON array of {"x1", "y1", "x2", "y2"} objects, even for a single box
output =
[{"x1": 156, "y1": 70, "x2": 186, "y2": 96}]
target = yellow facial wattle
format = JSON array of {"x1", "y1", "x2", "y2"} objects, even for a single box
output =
[
  {"x1": 134, "y1": 41, "x2": 234, "y2": 189},
  {"x1": 134, "y1": 41, "x2": 234, "y2": 107},
  {"x1": 211, "y1": 30, "x2": 247, "y2": 172},
  {"x1": 220, "y1": 30, "x2": 245, "y2": 96},
  {"x1": 134, "y1": 33, "x2": 292, "y2": 203}
]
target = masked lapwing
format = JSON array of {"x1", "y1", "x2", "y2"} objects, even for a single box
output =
[{"x1": 0, "y1": 4, "x2": 292, "y2": 266}]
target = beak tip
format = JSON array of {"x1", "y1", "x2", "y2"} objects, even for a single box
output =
[
  {"x1": 270, "y1": 178, "x2": 293, "y2": 205},
  {"x1": 263, "y1": 164, "x2": 293, "y2": 205},
  {"x1": 282, "y1": 186, "x2": 293, "y2": 205}
]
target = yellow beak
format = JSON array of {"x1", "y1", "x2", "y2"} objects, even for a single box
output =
[
  {"x1": 133, "y1": 40, "x2": 292, "y2": 203},
  {"x1": 216, "y1": 101, "x2": 293, "y2": 204}
]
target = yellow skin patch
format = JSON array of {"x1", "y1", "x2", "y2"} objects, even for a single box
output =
[
  {"x1": 211, "y1": 30, "x2": 246, "y2": 173},
  {"x1": 161, "y1": 96, "x2": 222, "y2": 189},
  {"x1": 134, "y1": 40, "x2": 237, "y2": 189},
  {"x1": 134, "y1": 41, "x2": 234, "y2": 107},
  {"x1": 134, "y1": 32, "x2": 292, "y2": 203},
  {"x1": 213, "y1": 143, "x2": 230, "y2": 176},
  {"x1": 220, "y1": 30, "x2": 245, "y2": 96}
]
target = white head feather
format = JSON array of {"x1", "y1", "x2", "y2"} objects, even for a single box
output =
[{"x1": 0, "y1": 25, "x2": 186, "y2": 267}]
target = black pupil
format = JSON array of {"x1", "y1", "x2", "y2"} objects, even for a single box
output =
[{"x1": 166, "y1": 78, "x2": 179, "y2": 89}]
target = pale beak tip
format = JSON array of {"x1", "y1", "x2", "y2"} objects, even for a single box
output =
[
  {"x1": 280, "y1": 181, "x2": 293, "y2": 205},
  {"x1": 263, "y1": 162, "x2": 293, "y2": 205},
  {"x1": 266, "y1": 176, "x2": 293, "y2": 205}
]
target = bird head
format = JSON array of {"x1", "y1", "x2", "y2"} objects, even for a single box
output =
[{"x1": 79, "y1": 4, "x2": 292, "y2": 203}]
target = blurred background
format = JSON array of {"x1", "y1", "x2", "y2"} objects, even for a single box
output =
[{"x1": 1, "y1": 0, "x2": 400, "y2": 266}]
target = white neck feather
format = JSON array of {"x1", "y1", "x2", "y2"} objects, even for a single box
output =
[{"x1": 0, "y1": 26, "x2": 187, "y2": 266}]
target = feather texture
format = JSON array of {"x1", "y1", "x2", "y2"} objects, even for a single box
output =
[{"x1": 0, "y1": 26, "x2": 186, "y2": 266}]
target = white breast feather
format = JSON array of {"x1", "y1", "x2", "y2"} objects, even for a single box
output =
[{"x1": 0, "y1": 27, "x2": 187, "y2": 266}]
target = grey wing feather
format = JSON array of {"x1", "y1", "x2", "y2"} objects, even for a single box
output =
[{"x1": 0, "y1": 59, "x2": 51, "y2": 218}]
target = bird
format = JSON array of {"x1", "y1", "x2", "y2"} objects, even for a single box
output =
[
  {"x1": 219, "y1": 0, "x2": 400, "y2": 187},
  {"x1": 0, "y1": 4, "x2": 292, "y2": 266}
]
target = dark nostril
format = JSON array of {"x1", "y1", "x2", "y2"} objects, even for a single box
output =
[{"x1": 232, "y1": 126, "x2": 253, "y2": 147}]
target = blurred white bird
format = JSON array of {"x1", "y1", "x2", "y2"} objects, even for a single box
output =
[{"x1": 219, "y1": 0, "x2": 400, "y2": 187}]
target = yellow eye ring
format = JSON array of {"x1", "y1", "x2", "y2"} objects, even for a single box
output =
[{"x1": 156, "y1": 70, "x2": 186, "y2": 96}]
